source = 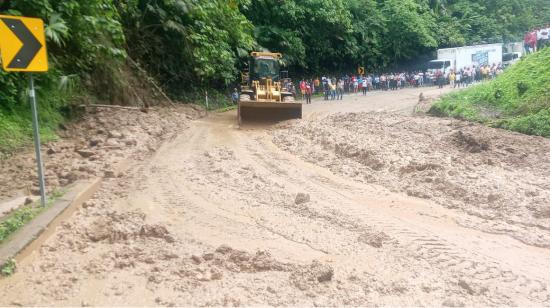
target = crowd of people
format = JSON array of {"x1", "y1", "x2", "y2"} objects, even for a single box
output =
[
  {"x1": 523, "y1": 24, "x2": 550, "y2": 54},
  {"x1": 296, "y1": 63, "x2": 506, "y2": 101},
  {"x1": 232, "y1": 24, "x2": 548, "y2": 104},
  {"x1": 292, "y1": 25, "x2": 550, "y2": 101}
]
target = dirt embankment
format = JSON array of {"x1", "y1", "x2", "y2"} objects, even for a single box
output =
[
  {"x1": 272, "y1": 112, "x2": 550, "y2": 247},
  {"x1": 0, "y1": 105, "x2": 203, "y2": 202}
]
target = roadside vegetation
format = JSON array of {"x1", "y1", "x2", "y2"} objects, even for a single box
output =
[
  {"x1": 0, "y1": 259, "x2": 16, "y2": 276},
  {"x1": 0, "y1": 0, "x2": 549, "y2": 152},
  {"x1": 0, "y1": 190, "x2": 63, "y2": 245},
  {"x1": 430, "y1": 48, "x2": 550, "y2": 137}
]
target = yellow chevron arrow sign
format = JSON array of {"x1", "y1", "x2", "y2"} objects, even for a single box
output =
[{"x1": 0, "y1": 15, "x2": 48, "y2": 72}]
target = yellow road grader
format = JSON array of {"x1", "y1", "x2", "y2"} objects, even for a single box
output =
[{"x1": 238, "y1": 52, "x2": 302, "y2": 124}]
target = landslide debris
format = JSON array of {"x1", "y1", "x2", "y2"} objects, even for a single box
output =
[
  {"x1": 0, "y1": 105, "x2": 202, "y2": 201},
  {"x1": 272, "y1": 112, "x2": 550, "y2": 247}
]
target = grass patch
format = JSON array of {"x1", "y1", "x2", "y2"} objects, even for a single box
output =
[
  {"x1": 0, "y1": 107, "x2": 60, "y2": 154},
  {"x1": 0, "y1": 71, "x2": 79, "y2": 154},
  {"x1": 215, "y1": 104, "x2": 238, "y2": 113},
  {"x1": 0, "y1": 190, "x2": 64, "y2": 245},
  {"x1": 175, "y1": 88, "x2": 234, "y2": 111},
  {"x1": 430, "y1": 48, "x2": 550, "y2": 137},
  {"x1": 1, "y1": 259, "x2": 16, "y2": 276}
]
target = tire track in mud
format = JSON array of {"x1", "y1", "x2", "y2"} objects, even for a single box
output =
[
  {"x1": 80, "y1": 113, "x2": 550, "y2": 306},
  {"x1": 246, "y1": 134, "x2": 550, "y2": 305}
]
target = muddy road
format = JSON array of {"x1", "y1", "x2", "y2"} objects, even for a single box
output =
[{"x1": 1, "y1": 87, "x2": 550, "y2": 306}]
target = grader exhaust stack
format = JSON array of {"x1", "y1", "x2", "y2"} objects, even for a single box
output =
[{"x1": 238, "y1": 52, "x2": 301, "y2": 125}]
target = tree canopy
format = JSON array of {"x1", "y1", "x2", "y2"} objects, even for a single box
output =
[{"x1": 0, "y1": 0, "x2": 548, "y2": 99}]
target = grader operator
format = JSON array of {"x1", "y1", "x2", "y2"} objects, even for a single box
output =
[{"x1": 238, "y1": 52, "x2": 301, "y2": 124}]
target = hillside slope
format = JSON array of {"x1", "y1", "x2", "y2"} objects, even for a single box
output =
[{"x1": 430, "y1": 48, "x2": 550, "y2": 137}]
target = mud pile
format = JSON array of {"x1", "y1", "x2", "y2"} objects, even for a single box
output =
[
  {"x1": 0, "y1": 105, "x2": 202, "y2": 201},
  {"x1": 272, "y1": 112, "x2": 550, "y2": 247}
]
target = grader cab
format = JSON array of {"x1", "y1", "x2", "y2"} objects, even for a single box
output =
[{"x1": 238, "y1": 52, "x2": 301, "y2": 124}]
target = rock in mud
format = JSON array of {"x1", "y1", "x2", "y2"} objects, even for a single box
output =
[
  {"x1": 210, "y1": 268, "x2": 223, "y2": 280},
  {"x1": 139, "y1": 224, "x2": 171, "y2": 240},
  {"x1": 124, "y1": 139, "x2": 137, "y2": 146},
  {"x1": 453, "y1": 131, "x2": 489, "y2": 153},
  {"x1": 442, "y1": 298, "x2": 466, "y2": 307},
  {"x1": 82, "y1": 201, "x2": 94, "y2": 209},
  {"x1": 108, "y1": 130, "x2": 123, "y2": 139},
  {"x1": 290, "y1": 260, "x2": 334, "y2": 291},
  {"x1": 458, "y1": 279, "x2": 475, "y2": 295},
  {"x1": 59, "y1": 171, "x2": 78, "y2": 183},
  {"x1": 86, "y1": 219, "x2": 111, "y2": 242},
  {"x1": 191, "y1": 255, "x2": 202, "y2": 264},
  {"x1": 295, "y1": 193, "x2": 310, "y2": 205},
  {"x1": 89, "y1": 138, "x2": 102, "y2": 147},
  {"x1": 76, "y1": 149, "x2": 96, "y2": 158},
  {"x1": 46, "y1": 147, "x2": 58, "y2": 155},
  {"x1": 358, "y1": 231, "x2": 391, "y2": 248},
  {"x1": 538, "y1": 207, "x2": 550, "y2": 219},
  {"x1": 205, "y1": 245, "x2": 289, "y2": 273},
  {"x1": 104, "y1": 138, "x2": 120, "y2": 147}
]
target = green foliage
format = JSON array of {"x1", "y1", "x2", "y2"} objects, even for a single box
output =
[
  {"x1": 0, "y1": 0, "x2": 549, "y2": 151},
  {"x1": 1, "y1": 259, "x2": 16, "y2": 276},
  {"x1": 0, "y1": 0, "x2": 126, "y2": 152},
  {"x1": 0, "y1": 205, "x2": 43, "y2": 244},
  {"x1": 381, "y1": 0, "x2": 438, "y2": 63},
  {"x1": 0, "y1": 70, "x2": 70, "y2": 152},
  {"x1": 423, "y1": 0, "x2": 550, "y2": 46},
  {"x1": 177, "y1": 88, "x2": 235, "y2": 111},
  {"x1": 242, "y1": 0, "x2": 548, "y2": 74},
  {"x1": 430, "y1": 48, "x2": 550, "y2": 137},
  {"x1": 119, "y1": 0, "x2": 255, "y2": 92},
  {"x1": 0, "y1": 190, "x2": 63, "y2": 245}
]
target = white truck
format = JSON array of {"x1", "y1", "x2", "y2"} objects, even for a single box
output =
[
  {"x1": 427, "y1": 43, "x2": 503, "y2": 76},
  {"x1": 502, "y1": 42, "x2": 524, "y2": 67}
]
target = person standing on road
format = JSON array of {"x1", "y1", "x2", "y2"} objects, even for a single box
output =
[
  {"x1": 527, "y1": 28, "x2": 538, "y2": 52},
  {"x1": 361, "y1": 78, "x2": 368, "y2": 95},
  {"x1": 337, "y1": 79, "x2": 345, "y2": 100},
  {"x1": 330, "y1": 81, "x2": 337, "y2": 100},
  {"x1": 449, "y1": 70, "x2": 456, "y2": 88},
  {"x1": 539, "y1": 25, "x2": 549, "y2": 49},
  {"x1": 323, "y1": 78, "x2": 330, "y2": 101},
  {"x1": 436, "y1": 70, "x2": 444, "y2": 89},
  {"x1": 351, "y1": 76, "x2": 359, "y2": 94},
  {"x1": 525, "y1": 30, "x2": 534, "y2": 54},
  {"x1": 455, "y1": 70, "x2": 462, "y2": 88},
  {"x1": 367, "y1": 75, "x2": 373, "y2": 91},
  {"x1": 314, "y1": 77, "x2": 320, "y2": 94},
  {"x1": 305, "y1": 82, "x2": 312, "y2": 104},
  {"x1": 380, "y1": 74, "x2": 387, "y2": 91},
  {"x1": 299, "y1": 80, "x2": 306, "y2": 100},
  {"x1": 232, "y1": 88, "x2": 239, "y2": 105}
]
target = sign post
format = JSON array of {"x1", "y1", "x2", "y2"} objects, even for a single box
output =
[
  {"x1": 0, "y1": 15, "x2": 49, "y2": 206},
  {"x1": 28, "y1": 74, "x2": 46, "y2": 207}
]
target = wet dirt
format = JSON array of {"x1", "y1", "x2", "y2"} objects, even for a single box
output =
[
  {"x1": 0, "y1": 105, "x2": 203, "y2": 204},
  {"x1": 1, "y1": 87, "x2": 549, "y2": 306},
  {"x1": 272, "y1": 111, "x2": 550, "y2": 248}
]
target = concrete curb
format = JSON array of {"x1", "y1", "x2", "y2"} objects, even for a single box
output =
[{"x1": 0, "y1": 178, "x2": 102, "y2": 268}]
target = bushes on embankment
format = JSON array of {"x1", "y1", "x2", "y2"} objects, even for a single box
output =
[{"x1": 430, "y1": 48, "x2": 550, "y2": 137}]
